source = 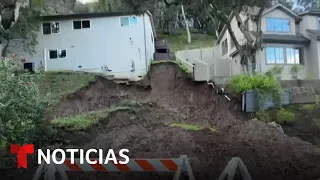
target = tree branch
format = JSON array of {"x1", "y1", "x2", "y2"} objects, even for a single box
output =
[
  {"x1": 210, "y1": 3, "x2": 241, "y2": 51},
  {"x1": 232, "y1": 4, "x2": 254, "y2": 45},
  {"x1": 253, "y1": 5, "x2": 266, "y2": 51}
]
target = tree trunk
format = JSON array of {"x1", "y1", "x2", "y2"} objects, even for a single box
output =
[{"x1": 181, "y1": 5, "x2": 191, "y2": 43}]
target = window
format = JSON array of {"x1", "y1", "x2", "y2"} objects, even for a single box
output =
[
  {"x1": 73, "y1": 21, "x2": 82, "y2": 29},
  {"x1": 82, "y1": 20, "x2": 90, "y2": 28},
  {"x1": 49, "y1": 49, "x2": 67, "y2": 59},
  {"x1": 266, "y1": 47, "x2": 301, "y2": 64},
  {"x1": 151, "y1": 34, "x2": 153, "y2": 43},
  {"x1": 120, "y1": 16, "x2": 138, "y2": 26},
  {"x1": 43, "y1": 22, "x2": 60, "y2": 35},
  {"x1": 286, "y1": 48, "x2": 301, "y2": 64},
  {"x1": 58, "y1": 50, "x2": 67, "y2": 58},
  {"x1": 73, "y1": 20, "x2": 91, "y2": 29},
  {"x1": 221, "y1": 39, "x2": 228, "y2": 56},
  {"x1": 49, "y1": 50, "x2": 58, "y2": 59},
  {"x1": 120, "y1": 17, "x2": 129, "y2": 26},
  {"x1": 266, "y1": 18, "x2": 290, "y2": 32},
  {"x1": 129, "y1": 16, "x2": 138, "y2": 25}
]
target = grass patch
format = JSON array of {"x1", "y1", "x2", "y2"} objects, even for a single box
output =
[
  {"x1": 151, "y1": 60, "x2": 193, "y2": 77},
  {"x1": 158, "y1": 30, "x2": 215, "y2": 58},
  {"x1": 300, "y1": 104, "x2": 318, "y2": 111},
  {"x1": 51, "y1": 105, "x2": 131, "y2": 130},
  {"x1": 276, "y1": 108, "x2": 296, "y2": 125},
  {"x1": 41, "y1": 71, "x2": 96, "y2": 104},
  {"x1": 168, "y1": 123, "x2": 216, "y2": 132}
]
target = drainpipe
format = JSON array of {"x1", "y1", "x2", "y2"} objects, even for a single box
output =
[
  {"x1": 44, "y1": 48, "x2": 47, "y2": 71},
  {"x1": 142, "y1": 13, "x2": 148, "y2": 72}
]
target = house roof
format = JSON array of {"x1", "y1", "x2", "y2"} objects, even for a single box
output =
[
  {"x1": 41, "y1": 11, "x2": 144, "y2": 21},
  {"x1": 40, "y1": 10, "x2": 157, "y2": 39},
  {"x1": 262, "y1": 4, "x2": 301, "y2": 21},
  {"x1": 307, "y1": 29, "x2": 320, "y2": 40},
  {"x1": 263, "y1": 34, "x2": 310, "y2": 44},
  {"x1": 216, "y1": 4, "x2": 301, "y2": 44},
  {"x1": 299, "y1": 9, "x2": 320, "y2": 16}
]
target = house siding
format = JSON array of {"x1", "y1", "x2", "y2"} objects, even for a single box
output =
[
  {"x1": 300, "y1": 15, "x2": 318, "y2": 36},
  {"x1": 8, "y1": 13, "x2": 154, "y2": 81}
]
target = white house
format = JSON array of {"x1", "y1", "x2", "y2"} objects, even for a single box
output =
[{"x1": 10, "y1": 11, "x2": 156, "y2": 81}]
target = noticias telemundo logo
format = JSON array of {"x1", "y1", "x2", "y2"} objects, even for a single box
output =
[{"x1": 10, "y1": 144, "x2": 130, "y2": 168}]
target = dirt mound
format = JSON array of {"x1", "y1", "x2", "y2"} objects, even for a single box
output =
[
  {"x1": 52, "y1": 104, "x2": 320, "y2": 180},
  {"x1": 7, "y1": 62, "x2": 320, "y2": 180}
]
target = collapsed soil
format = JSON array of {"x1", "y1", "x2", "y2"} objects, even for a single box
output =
[{"x1": 4, "y1": 63, "x2": 320, "y2": 180}]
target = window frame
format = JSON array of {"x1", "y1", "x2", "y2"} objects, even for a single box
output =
[
  {"x1": 119, "y1": 16, "x2": 138, "y2": 27},
  {"x1": 73, "y1": 19, "x2": 91, "y2": 30},
  {"x1": 42, "y1": 22, "x2": 61, "y2": 35},
  {"x1": 266, "y1": 17, "x2": 291, "y2": 33},
  {"x1": 265, "y1": 46, "x2": 303, "y2": 65},
  {"x1": 49, "y1": 49, "x2": 67, "y2": 60}
]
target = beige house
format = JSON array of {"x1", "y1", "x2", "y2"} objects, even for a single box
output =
[{"x1": 216, "y1": 4, "x2": 320, "y2": 80}]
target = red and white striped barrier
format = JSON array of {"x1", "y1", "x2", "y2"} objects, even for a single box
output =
[{"x1": 33, "y1": 155, "x2": 195, "y2": 180}]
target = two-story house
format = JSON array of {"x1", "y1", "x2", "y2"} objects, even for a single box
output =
[
  {"x1": 9, "y1": 11, "x2": 156, "y2": 81},
  {"x1": 216, "y1": 4, "x2": 320, "y2": 80}
]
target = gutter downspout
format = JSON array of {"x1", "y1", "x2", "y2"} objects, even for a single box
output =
[{"x1": 143, "y1": 13, "x2": 148, "y2": 72}]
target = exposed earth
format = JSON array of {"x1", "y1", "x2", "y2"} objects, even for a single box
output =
[{"x1": 4, "y1": 63, "x2": 320, "y2": 180}]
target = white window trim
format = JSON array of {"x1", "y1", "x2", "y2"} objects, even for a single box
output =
[
  {"x1": 265, "y1": 46, "x2": 302, "y2": 65},
  {"x1": 73, "y1": 19, "x2": 91, "y2": 30},
  {"x1": 49, "y1": 49, "x2": 67, "y2": 60},
  {"x1": 266, "y1": 17, "x2": 291, "y2": 33},
  {"x1": 42, "y1": 21, "x2": 61, "y2": 35},
  {"x1": 119, "y1": 15, "x2": 138, "y2": 27}
]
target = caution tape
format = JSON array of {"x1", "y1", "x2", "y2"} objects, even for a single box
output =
[
  {"x1": 59, "y1": 158, "x2": 180, "y2": 172},
  {"x1": 32, "y1": 155, "x2": 195, "y2": 180}
]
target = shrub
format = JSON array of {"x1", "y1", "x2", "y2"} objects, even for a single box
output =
[
  {"x1": 276, "y1": 108, "x2": 295, "y2": 125},
  {"x1": 227, "y1": 74, "x2": 281, "y2": 95},
  {"x1": 256, "y1": 110, "x2": 271, "y2": 123},
  {"x1": 0, "y1": 55, "x2": 53, "y2": 168}
]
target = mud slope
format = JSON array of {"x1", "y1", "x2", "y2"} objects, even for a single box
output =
[{"x1": 12, "y1": 62, "x2": 320, "y2": 180}]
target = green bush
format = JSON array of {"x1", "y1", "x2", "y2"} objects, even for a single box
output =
[
  {"x1": 227, "y1": 74, "x2": 281, "y2": 95},
  {"x1": 256, "y1": 110, "x2": 271, "y2": 123},
  {"x1": 0, "y1": 55, "x2": 53, "y2": 168},
  {"x1": 276, "y1": 108, "x2": 295, "y2": 125}
]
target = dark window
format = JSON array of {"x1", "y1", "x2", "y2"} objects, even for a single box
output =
[
  {"x1": 49, "y1": 50, "x2": 58, "y2": 59},
  {"x1": 42, "y1": 23, "x2": 51, "y2": 34},
  {"x1": 43, "y1": 22, "x2": 59, "y2": 34},
  {"x1": 73, "y1": 21, "x2": 82, "y2": 29},
  {"x1": 82, "y1": 20, "x2": 90, "y2": 28},
  {"x1": 151, "y1": 34, "x2": 153, "y2": 43},
  {"x1": 58, "y1": 50, "x2": 67, "y2": 58}
]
